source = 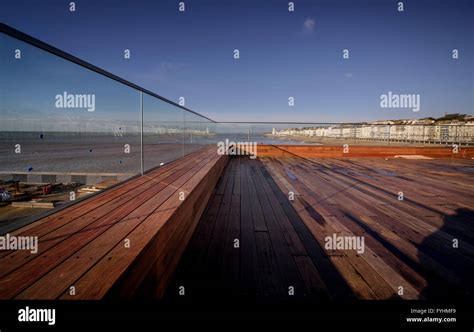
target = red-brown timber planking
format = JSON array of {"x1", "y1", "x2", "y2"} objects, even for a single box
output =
[
  {"x1": 261, "y1": 156, "x2": 474, "y2": 299},
  {"x1": 0, "y1": 147, "x2": 210, "y2": 259},
  {"x1": 252, "y1": 145, "x2": 474, "y2": 158},
  {"x1": 0, "y1": 150, "x2": 213, "y2": 279},
  {"x1": 2, "y1": 144, "x2": 473, "y2": 301},
  {"x1": 169, "y1": 153, "x2": 474, "y2": 301},
  {"x1": 0, "y1": 146, "x2": 229, "y2": 299}
]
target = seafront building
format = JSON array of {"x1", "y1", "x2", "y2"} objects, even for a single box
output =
[{"x1": 272, "y1": 116, "x2": 474, "y2": 144}]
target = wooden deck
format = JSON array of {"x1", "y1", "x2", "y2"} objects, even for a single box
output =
[
  {"x1": 0, "y1": 146, "x2": 227, "y2": 299},
  {"x1": 1, "y1": 144, "x2": 473, "y2": 301},
  {"x1": 167, "y1": 155, "x2": 474, "y2": 301},
  {"x1": 249, "y1": 144, "x2": 474, "y2": 159}
]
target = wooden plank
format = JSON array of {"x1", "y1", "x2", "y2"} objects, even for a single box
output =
[
  {"x1": 218, "y1": 158, "x2": 241, "y2": 291},
  {"x1": 204, "y1": 159, "x2": 235, "y2": 289},
  {"x1": 58, "y1": 152, "x2": 227, "y2": 299},
  {"x1": 336, "y1": 214, "x2": 426, "y2": 299},
  {"x1": 278, "y1": 158, "x2": 450, "y2": 297},
  {"x1": 0, "y1": 148, "x2": 212, "y2": 261},
  {"x1": 15, "y1": 152, "x2": 217, "y2": 299},
  {"x1": 249, "y1": 160, "x2": 307, "y2": 297},
  {"x1": 261, "y1": 158, "x2": 380, "y2": 299},
  {"x1": 0, "y1": 149, "x2": 212, "y2": 281},
  {"x1": 254, "y1": 145, "x2": 474, "y2": 159},
  {"x1": 285, "y1": 157, "x2": 474, "y2": 262},
  {"x1": 239, "y1": 158, "x2": 260, "y2": 295},
  {"x1": 151, "y1": 162, "x2": 227, "y2": 298},
  {"x1": 5, "y1": 148, "x2": 210, "y2": 239},
  {"x1": 265, "y1": 156, "x2": 474, "y2": 298},
  {"x1": 259, "y1": 159, "x2": 356, "y2": 300},
  {"x1": 169, "y1": 160, "x2": 233, "y2": 295},
  {"x1": 254, "y1": 161, "x2": 307, "y2": 256},
  {"x1": 254, "y1": 232, "x2": 285, "y2": 296},
  {"x1": 8, "y1": 147, "x2": 474, "y2": 301},
  {"x1": 245, "y1": 160, "x2": 267, "y2": 232},
  {"x1": 294, "y1": 256, "x2": 330, "y2": 300}
]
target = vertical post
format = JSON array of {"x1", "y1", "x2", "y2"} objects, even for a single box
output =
[
  {"x1": 248, "y1": 128, "x2": 250, "y2": 142},
  {"x1": 183, "y1": 110, "x2": 185, "y2": 157},
  {"x1": 140, "y1": 91, "x2": 144, "y2": 176},
  {"x1": 200, "y1": 120, "x2": 203, "y2": 150}
]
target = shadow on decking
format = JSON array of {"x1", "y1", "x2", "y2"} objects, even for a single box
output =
[
  {"x1": 164, "y1": 155, "x2": 474, "y2": 304},
  {"x1": 419, "y1": 208, "x2": 474, "y2": 300},
  {"x1": 163, "y1": 157, "x2": 355, "y2": 304}
]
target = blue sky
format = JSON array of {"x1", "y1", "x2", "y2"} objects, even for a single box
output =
[{"x1": 1, "y1": 0, "x2": 472, "y2": 122}]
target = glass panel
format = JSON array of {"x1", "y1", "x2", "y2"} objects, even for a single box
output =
[
  {"x1": 204, "y1": 120, "x2": 215, "y2": 147},
  {"x1": 215, "y1": 123, "x2": 327, "y2": 145},
  {"x1": 194, "y1": 113, "x2": 202, "y2": 150},
  {"x1": 213, "y1": 123, "x2": 474, "y2": 146},
  {"x1": 142, "y1": 95, "x2": 184, "y2": 171},
  {"x1": 0, "y1": 32, "x2": 141, "y2": 224},
  {"x1": 183, "y1": 112, "x2": 200, "y2": 155}
]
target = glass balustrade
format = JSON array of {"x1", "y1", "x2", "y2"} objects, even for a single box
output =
[
  {"x1": 0, "y1": 26, "x2": 215, "y2": 229},
  {"x1": 1, "y1": 23, "x2": 472, "y2": 230}
]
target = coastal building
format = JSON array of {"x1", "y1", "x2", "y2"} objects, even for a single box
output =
[{"x1": 272, "y1": 116, "x2": 474, "y2": 144}]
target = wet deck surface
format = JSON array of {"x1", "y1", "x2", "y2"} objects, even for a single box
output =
[{"x1": 167, "y1": 156, "x2": 474, "y2": 302}]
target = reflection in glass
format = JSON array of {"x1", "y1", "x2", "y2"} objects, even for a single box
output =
[
  {"x1": 143, "y1": 95, "x2": 184, "y2": 171},
  {"x1": 0, "y1": 32, "x2": 141, "y2": 225}
]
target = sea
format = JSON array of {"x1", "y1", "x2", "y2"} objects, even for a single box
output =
[{"x1": 0, "y1": 131, "x2": 320, "y2": 175}]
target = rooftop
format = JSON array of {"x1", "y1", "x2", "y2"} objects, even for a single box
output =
[{"x1": 1, "y1": 146, "x2": 473, "y2": 301}]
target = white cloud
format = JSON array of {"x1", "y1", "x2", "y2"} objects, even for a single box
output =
[{"x1": 303, "y1": 18, "x2": 315, "y2": 33}]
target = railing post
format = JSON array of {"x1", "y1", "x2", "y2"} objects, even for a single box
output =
[
  {"x1": 183, "y1": 110, "x2": 186, "y2": 157},
  {"x1": 140, "y1": 91, "x2": 144, "y2": 176}
]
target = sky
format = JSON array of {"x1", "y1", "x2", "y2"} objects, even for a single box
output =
[{"x1": 0, "y1": 0, "x2": 473, "y2": 123}]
